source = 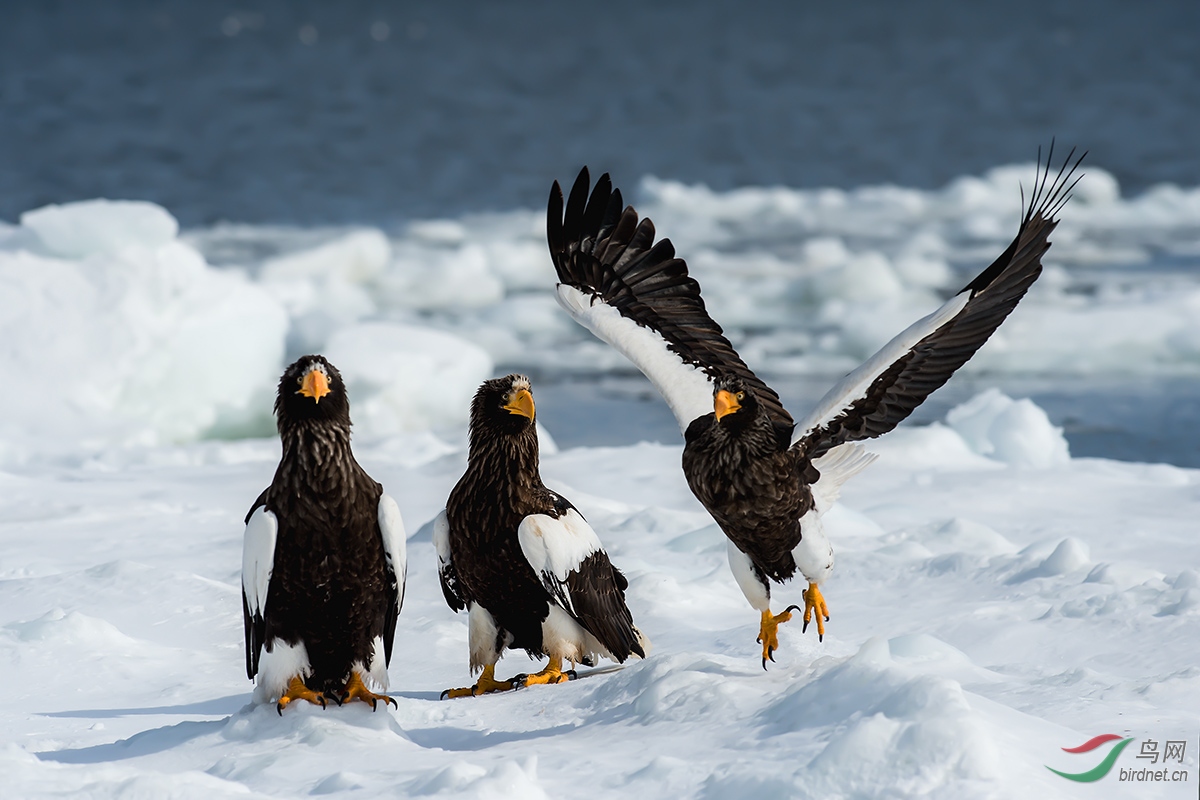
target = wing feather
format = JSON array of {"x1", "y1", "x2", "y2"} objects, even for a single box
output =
[
  {"x1": 517, "y1": 506, "x2": 644, "y2": 662},
  {"x1": 431, "y1": 509, "x2": 466, "y2": 612},
  {"x1": 792, "y1": 144, "x2": 1085, "y2": 461},
  {"x1": 377, "y1": 494, "x2": 407, "y2": 666},
  {"x1": 241, "y1": 496, "x2": 277, "y2": 680},
  {"x1": 549, "y1": 168, "x2": 792, "y2": 432}
]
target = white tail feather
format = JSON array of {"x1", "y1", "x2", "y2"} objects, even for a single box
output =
[{"x1": 811, "y1": 443, "x2": 878, "y2": 513}]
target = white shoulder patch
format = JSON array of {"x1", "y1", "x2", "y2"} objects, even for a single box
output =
[
  {"x1": 793, "y1": 290, "x2": 972, "y2": 445},
  {"x1": 556, "y1": 284, "x2": 715, "y2": 432},
  {"x1": 431, "y1": 509, "x2": 451, "y2": 569},
  {"x1": 242, "y1": 506, "x2": 278, "y2": 618},
  {"x1": 518, "y1": 508, "x2": 603, "y2": 584},
  {"x1": 377, "y1": 493, "x2": 407, "y2": 613}
]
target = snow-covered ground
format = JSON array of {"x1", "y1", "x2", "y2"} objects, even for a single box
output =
[
  {"x1": 2, "y1": 395, "x2": 1196, "y2": 798},
  {"x1": 2, "y1": 162, "x2": 1198, "y2": 797}
]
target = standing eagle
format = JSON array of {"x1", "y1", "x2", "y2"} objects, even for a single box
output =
[
  {"x1": 242, "y1": 355, "x2": 407, "y2": 712},
  {"x1": 547, "y1": 147, "x2": 1083, "y2": 667},
  {"x1": 435, "y1": 374, "x2": 647, "y2": 698}
]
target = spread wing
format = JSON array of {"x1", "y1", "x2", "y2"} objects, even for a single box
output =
[
  {"x1": 377, "y1": 493, "x2": 407, "y2": 666},
  {"x1": 549, "y1": 168, "x2": 792, "y2": 433},
  {"x1": 792, "y1": 144, "x2": 1085, "y2": 463},
  {"x1": 431, "y1": 509, "x2": 466, "y2": 612},
  {"x1": 517, "y1": 497, "x2": 644, "y2": 662},
  {"x1": 241, "y1": 494, "x2": 277, "y2": 680}
]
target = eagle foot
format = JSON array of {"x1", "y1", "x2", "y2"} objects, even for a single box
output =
[
  {"x1": 440, "y1": 664, "x2": 517, "y2": 700},
  {"x1": 514, "y1": 657, "x2": 575, "y2": 688},
  {"x1": 276, "y1": 675, "x2": 328, "y2": 715},
  {"x1": 340, "y1": 671, "x2": 396, "y2": 711},
  {"x1": 801, "y1": 582, "x2": 830, "y2": 641},
  {"x1": 757, "y1": 608, "x2": 800, "y2": 670}
]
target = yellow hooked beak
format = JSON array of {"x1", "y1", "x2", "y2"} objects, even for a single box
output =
[
  {"x1": 298, "y1": 368, "x2": 331, "y2": 403},
  {"x1": 714, "y1": 389, "x2": 741, "y2": 421},
  {"x1": 503, "y1": 388, "x2": 535, "y2": 419}
]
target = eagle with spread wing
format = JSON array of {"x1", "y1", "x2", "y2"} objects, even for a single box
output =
[{"x1": 547, "y1": 146, "x2": 1083, "y2": 667}]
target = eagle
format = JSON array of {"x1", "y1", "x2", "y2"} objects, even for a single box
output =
[
  {"x1": 547, "y1": 146, "x2": 1083, "y2": 667},
  {"x1": 242, "y1": 355, "x2": 407, "y2": 712},
  {"x1": 435, "y1": 374, "x2": 647, "y2": 698}
]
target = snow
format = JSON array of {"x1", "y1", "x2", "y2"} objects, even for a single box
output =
[
  {"x1": 2, "y1": 391, "x2": 1196, "y2": 798},
  {"x1": 0, "y1": 204, "x2": 289, "y2": 461}
]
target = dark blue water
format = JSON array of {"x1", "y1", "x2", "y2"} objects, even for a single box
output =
[
  {"x1": 2, "y1": 0, "x2": 1198, "y2": 226},
  {"x1": 536, "y1": 374, "x2": 1200, "y2": 468}
]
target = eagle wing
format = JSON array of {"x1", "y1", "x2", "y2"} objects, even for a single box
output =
[
  {"x1": 431, "y1": 509, "x2": 466, "y2": 612},
  {"x1": 241, "y1": 495, "x2": 277, "y2": 680},
  {"x1": 792, "y1": 145, "x2": 1084, "y2": 465},
  {"x1": 548, "y1": 168, "x2": 792, "y2": 433},
  {"x1": 517, "y1": 496, "x2": 644, "y2": 662},
  {"x1": 376, "y1": 493, "x2": 407, "y2": 667}
]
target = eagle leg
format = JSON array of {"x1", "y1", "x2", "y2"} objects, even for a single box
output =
[
  {"x1": 440, "y1": 664, "x2": 517, "y2": 700},
  {"x1": 757, "y1": 607, "x2": 802, "y2": 670},
  {"x1": 276, "y1": 675, "x2": 328, "y2": 715},
  {"x1": 340, "y1": 671, "x2": 397, "y2": 711},
  {"x1": 800, "y1": 582, "x2": 830, "y2": 641},
  {"x1": 514, "y1": 656, "x2": 575, "y2": 688}
]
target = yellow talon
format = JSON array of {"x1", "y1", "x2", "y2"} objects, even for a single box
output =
[
  {"x1": 802, "y1": 582, "x2": 830, "y2": 641},
  {"x1": 340, "y1": 671, "x2": 396, "y2": 711},
  {"x1": 515, "y1": 656, "x2": 575, "y2": 687},
  {"x1": 276, "y1": 675, "x2": 328, "y2": 714},
  {"x1": 757, "y1": 607, "x2": 796, "y2": 669},
  {"x1": 440, "y1": 664, "x2": 517, "y2": 700}
]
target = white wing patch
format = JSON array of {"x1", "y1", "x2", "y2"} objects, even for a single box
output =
[
  {"x1": 556, "y1": 284, "x2": 715, "y2": 432},
  {"x1": 377, "y1": 494, "x2": 407, "y2": 614},
  {"x1": 518, "y1": 508, "x2": 603, "y2": 616},
  {"x1": 242, "y1": 506, "x2": 278, "y2": 619},
  {"x1": 792, "y1": 290, "x2": 972, "y2": 446}
]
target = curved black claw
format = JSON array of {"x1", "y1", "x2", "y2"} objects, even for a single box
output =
[
  {"x1": 439, "y1": 689, "x2": 451, "y2": 701},
  {"x1": 565, "y1": 669, "x2": 578, "y2": 681},
  {"x1": 383, "y1": 695, "x2": 398, "y2": 709},
  {"x1": 276, "y1": 703, "x2": 284, "y2": 716},
  {"x1": 328, "y1": 694, "x2": 343, "y2": 707},
  {"x1": 510, "y1": 673, "x2": 529, "y2": 689}
]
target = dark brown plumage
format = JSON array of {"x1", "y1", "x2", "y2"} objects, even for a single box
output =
[
  {"x1": 242, "y1": 355, "x2": 404, "y2": 711},
  {"x1": 438, "y1": 375, "x2": 644, "y2": 697},
  {"x1": 548, "y1": 146, "x2": 1084, "y2": 666}
]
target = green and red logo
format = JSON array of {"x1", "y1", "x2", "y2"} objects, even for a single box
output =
[{"x1": 1046, "y1": 734, "x2": 1134, "y2": 782}]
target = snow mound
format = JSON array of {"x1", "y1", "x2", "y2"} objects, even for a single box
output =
[
  {"x1": 946, "y1": 389, "x2": 1070, "y2": 467},
  {"x1": 324, "y1": 321, "x2": 493, "y2": 437},
  {"x1": 21, "y1": 199, "x2": 178, "y2": 258},
  {"x1": 0, "y1": 200, "x2": 288, "y2": 460}
]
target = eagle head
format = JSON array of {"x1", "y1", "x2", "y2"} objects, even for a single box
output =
[
  {"x1": 713, "y1": 374, "x2": 759, "y2": 427},
  {"x1": 274, "y1": 354, "x2": 350, "y2": 429},
  {"x1": 470, "y1": 374, "x2": 536, "y2": 437}
]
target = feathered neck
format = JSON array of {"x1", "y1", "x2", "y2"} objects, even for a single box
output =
[
  {"x1": 275, "y1": 417, "x2": 359, "y2": 494},
  {"x1": 463, "y1": 423, "x2": 544, "y2": 510}
]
